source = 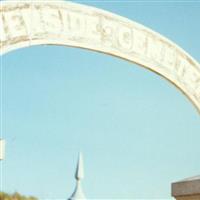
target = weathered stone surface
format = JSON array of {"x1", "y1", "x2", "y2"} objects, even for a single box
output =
[
  {"x1": 0, "y1": 1, "x2": 200, "y2": 113},
  {"x1": 172, "y1": 176, "x2": 200, "y2": 199}
]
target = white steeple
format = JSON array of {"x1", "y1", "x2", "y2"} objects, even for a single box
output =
[{"x1": 68, "y1": 152, "x2": 86, "y2": 200}]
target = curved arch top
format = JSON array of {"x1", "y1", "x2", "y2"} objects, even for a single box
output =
[{"x1": 0, "y1": 0, "x2": 200, "y2": 112}]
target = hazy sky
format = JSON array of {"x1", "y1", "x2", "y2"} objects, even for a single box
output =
[{"x1": 1, "y1": 0, "x2": 200, "y2": 199}]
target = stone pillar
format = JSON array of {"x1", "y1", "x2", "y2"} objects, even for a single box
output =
[
  {"x1": 172, "y1": 176, "x2": 200, "y2": 200},
  {"x1": 0, "y1": 139, "x2": 5, "y2": 160}
]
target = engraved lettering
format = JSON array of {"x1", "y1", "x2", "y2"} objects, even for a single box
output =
[
  {"x1": 3, "y1": 11, "x2": 27, "y2": 38},
  {"x1": 117, "y1": 25, "x2": 133, "y2": 51}
]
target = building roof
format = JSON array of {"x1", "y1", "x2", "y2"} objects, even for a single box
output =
[
  {"x1": 172, "y1": 175, "x2": 200, "y2": 197},
  {"x1": 180, "y1": 175, "x2": 200, "y2": 182}
]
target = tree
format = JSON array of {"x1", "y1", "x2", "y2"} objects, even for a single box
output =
[{"x1": 0, "y1": 192, "x2": 37, "y2": 200}]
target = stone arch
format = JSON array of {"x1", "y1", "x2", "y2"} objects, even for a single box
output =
[{"x1": 1, "y1": 1, "x2": 200, "y2": 113}]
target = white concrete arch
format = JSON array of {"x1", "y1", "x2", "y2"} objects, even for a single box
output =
[{"x1": 0, "y1": 1, "x2": 200, "y2": 113}]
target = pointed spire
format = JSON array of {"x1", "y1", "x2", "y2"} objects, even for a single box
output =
[
  {"x1": 75, "y1": 152, "x2": 84, "y2": 180},
  {"x1": 68, "y1": 152, "x2": 86, "y2": 200}
]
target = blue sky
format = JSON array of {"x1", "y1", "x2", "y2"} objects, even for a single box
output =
[{"x1": 1, "y1": 0, "x2": 200, "y2": 199}]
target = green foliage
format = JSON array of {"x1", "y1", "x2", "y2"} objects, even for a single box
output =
[{"x1": 0, "y1": 192, "x2": 37, "y2": 200}]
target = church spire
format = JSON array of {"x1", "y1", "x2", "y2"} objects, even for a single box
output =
[
  {"x1": 75, "y1": 152, "x2": 84, "y2": 180},
  {"x1": 69, "y1": 152, "x2": 86, "y2": 200}
]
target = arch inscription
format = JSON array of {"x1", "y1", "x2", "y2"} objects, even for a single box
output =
[{"x1": 0, "y1": 1, "x2": 200, "y2": 112}]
